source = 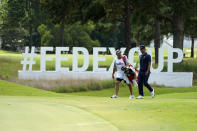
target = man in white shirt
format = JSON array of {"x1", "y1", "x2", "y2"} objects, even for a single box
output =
[{"x1": 111, "y1": 50, "x2": 135, "y2": 99}]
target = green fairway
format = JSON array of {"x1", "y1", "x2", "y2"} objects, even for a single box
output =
[
  {"x1": 0, "y1": 96, "x2": 118, "y2": 131},
  {"x1": 1, "y1": 80, "x2": 197, "y2": 131}
]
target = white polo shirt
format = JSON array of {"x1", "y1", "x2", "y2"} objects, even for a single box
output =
[{"x1": 114, "y1": 56, "x2": 128, "y2": 79}]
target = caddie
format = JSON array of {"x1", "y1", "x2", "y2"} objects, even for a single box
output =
[{"x1": 111, "y1": 50, "x2": 135, "y2": 99}]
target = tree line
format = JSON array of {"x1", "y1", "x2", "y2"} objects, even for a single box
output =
[{"x1": 0, "y1": 0, "x2": 197, "y2": 61}]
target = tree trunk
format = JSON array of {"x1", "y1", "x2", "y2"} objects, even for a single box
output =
[
  {"x1": 154, "y1": 17, "x2": 160, "y2": 64},
  {"x1": 124, "y1": 4, "x2": 131, "y2": 56},
  {"x1": 0, "y1": 37, "x2": 2, "y2": 49},
  {"x1": 27, "y1": 0, "x2": 32, "y2": 49},
  {"x1": 172, "y1": 12, "x2": 184, "y2": 58},
  {"x1": 59, "y1": 24, "x2": 65, "y2": 46},
  {"x1": 2, "y1": 39, "x2": 5, "y2": 49},
  {"x1": 191, "y1": 37, "x2": 194, "y2": 57},
  {"x1": 29, "y1": 25, "x2": 32, "y2": 48}
]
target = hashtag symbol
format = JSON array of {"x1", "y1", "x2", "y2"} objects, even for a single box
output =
[{"x1": 21, "y1": 47, "x2": 36, "y2": 71}]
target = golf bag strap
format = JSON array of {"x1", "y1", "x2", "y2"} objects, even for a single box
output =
[{"x1": 122, "y1": 55, "x2": 127, "y2": 65}]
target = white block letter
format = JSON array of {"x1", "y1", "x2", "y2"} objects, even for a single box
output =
[
  {"x1": 56, "y1": 47, "x2": 69, "y2": 72},
  {"x1": 150, "y1": 48, "x2": 164, "y2": 73},
  {"x1": 93, "y1": 47, "x2": 107, "y2": 72},
  {"x1": 40, "y1": 47, "x2": 53, "y2": 72},
  {"x1": 168, "y1": 48, "x2": 183, "y2": 72},
  {"x1": 72, "y1": 47, "x2": 89, "y2": 72}
]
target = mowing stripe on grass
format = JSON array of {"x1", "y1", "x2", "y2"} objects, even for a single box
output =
[{"x1": 0, "y1": 96, "x2": 118, "y2": 131}]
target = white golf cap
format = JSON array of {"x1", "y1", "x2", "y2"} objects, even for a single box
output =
[{"x1": 116, "y1": 49, "x2": 121, "y2": 54}]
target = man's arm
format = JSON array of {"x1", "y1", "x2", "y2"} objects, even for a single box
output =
[
  {"x1": 145, "y1": 62, "x2": 151, "y2": 75},
  {"x1": 145, "y1": 55, "x2": 151, "y2": 75},
  {"x1": 124, "y1": 56, "x2": 130, "y2": 66},
  {"x1": 112, "y1": 63, "x2": 116, "y2": 79}
]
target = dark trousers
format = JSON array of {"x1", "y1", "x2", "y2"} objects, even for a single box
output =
[{"x1": 138, "y1": 71, "x2": 153, "y2": 96}]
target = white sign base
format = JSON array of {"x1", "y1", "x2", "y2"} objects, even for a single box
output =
[{"x1": 18, "y1": 71, "x2": 193, "y2": 88}]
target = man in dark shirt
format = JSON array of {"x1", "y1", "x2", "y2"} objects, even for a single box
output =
[{"x1": 136, "y1": 45, "x2": 155, "y2": 99}]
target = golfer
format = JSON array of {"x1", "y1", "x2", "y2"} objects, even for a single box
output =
[
  {"x1": 136, "y1": 45, "x2": 155, "y2": 99},
  {"x1": 111, "y1": 50, "x2": 134, "y2": 99}
]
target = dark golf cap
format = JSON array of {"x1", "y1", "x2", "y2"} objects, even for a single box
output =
[{"x1": 140, "y1": 45, "x2": 145, "y2": 50}]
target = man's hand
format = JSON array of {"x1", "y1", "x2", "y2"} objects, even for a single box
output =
[
  {"x1": 145, "y1": 71, "x2": 149, "y2": 76},
  {"x1": 145, "y1": 62, "x2": 151, "y2": 76},
  {"x1": 112, "y1": 73, "x2": 115, "y2": 79},
  {"x1": 112, "y1": 66, "x2": 116, "y2": 79}
]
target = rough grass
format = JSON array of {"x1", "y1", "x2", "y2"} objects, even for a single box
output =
[
  {"x1": 17, "y1": 79, "x2": 115, "y2": 93},
  {"x1": 1, "y1": 79, "x2": 197, "y2": 97}
]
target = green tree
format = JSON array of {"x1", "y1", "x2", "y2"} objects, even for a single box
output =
[
  {"x1": 132, "y1": 0, "x2": 168, "y2": 64},
  {"x1": 100, "y1": 0, "x2": 135, "y2": 56},
  {"x1": 41, "y1": 0, "x2": 82, "y2": 46},
  {"x1": 41, "y1": 0, "x2": 137, "y2": 55},
  {"x1": 0, "y1": 0, "x2": 44, "y2": 50},
  {"x1": 160, "y1": 0, "x2": 196, "y2": 53},
  {"x1": 184, "y1": 1, "x2": 197, "y2": 57},
  {"x1": 64, "y1": 22, "x2": 100, "y2": 53},
  {"x1": 37, "y1": 24, "x2": 54, "y2": 46},
  {"x1": 133, "y1": 0, "x2": 197, "y2": 59},
  {"x1": 0, "y1": 0, "x2": 26, "y2": 50},
  {"x1": 23, "y1": 0, "x2": 43, "y2": 47}
]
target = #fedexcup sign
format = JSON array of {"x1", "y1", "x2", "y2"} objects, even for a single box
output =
[{"x1": 18, "y1": 46, "x2": 193, "y2": 87}]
